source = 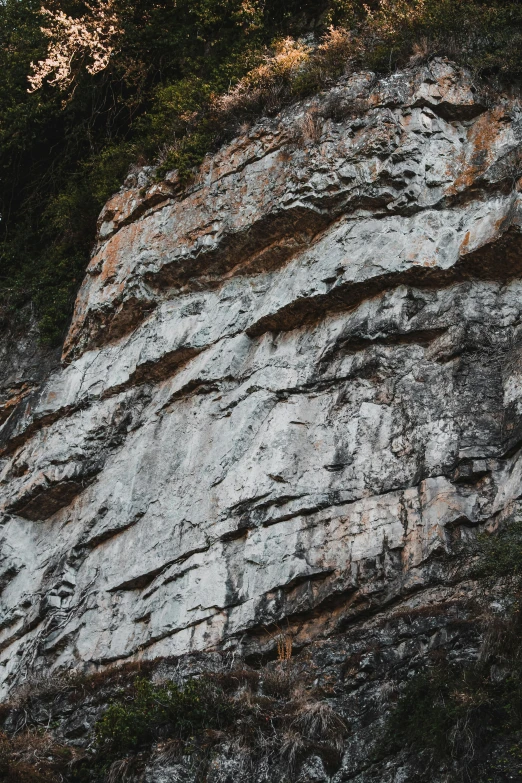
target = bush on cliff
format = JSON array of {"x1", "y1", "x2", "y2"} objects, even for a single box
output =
[
  {"x1": 0, "y1": 728, "x2": 81, "y2": 783},
  {"x1": 93, "y1": 667, "x2": 346, "y2": 778},
  {"x1": 0, "y1": 0, "x2": 338, "y2": 343},
  {"x1": 94, "y1": 676, "x2": 232, "y2": 754},
  {"x1": 382, "y1": 519, "x2": 522, "y2": 781},
  {"x1": 0, "y1": 662, "x2": 346, "y2": 781},
  {"x1": 2, "y1": 0, "x2": 522, "y2": 344}
]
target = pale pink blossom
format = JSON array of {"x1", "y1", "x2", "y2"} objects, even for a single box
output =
[{"x1": 28, "y1": 0, "x2": 122, "y2": 92}]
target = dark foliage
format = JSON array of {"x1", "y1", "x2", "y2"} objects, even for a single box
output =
[
  {"x1": 4, "y1": 1, "x2": 522, "y2": 344},
  {"x1": 383, "y1": 519, "x2": 522, "y2": 782},
  {"x1": 0, "y1": 660, "x2": 347, "y2": 782},
  {"x1": 94, "y1": 676, "x2": 233, "y2": 754},
  {"x1": 0, "y1": 0, "x2": 336, "y2": 343}
]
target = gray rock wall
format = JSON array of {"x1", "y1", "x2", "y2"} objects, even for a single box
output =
[{"x1": 1, "y1": 60, "x2": 522, "y2": 706}]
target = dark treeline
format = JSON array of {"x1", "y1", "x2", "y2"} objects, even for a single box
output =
[{"x1": 1, "y1": 0, "x2": 522, "y2": 343}]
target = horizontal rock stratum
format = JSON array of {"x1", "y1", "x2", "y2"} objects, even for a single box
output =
[{"x1": 2, "y1": 59, "x2": 522, "y2": 700}]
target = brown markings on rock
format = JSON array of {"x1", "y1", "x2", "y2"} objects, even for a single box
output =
[
  {"x1": 0, "y1": 383, "x2": 36, "y2": 426},
  {"x1": 448, "y1": 107, "x2": 506, "y2": 194}
]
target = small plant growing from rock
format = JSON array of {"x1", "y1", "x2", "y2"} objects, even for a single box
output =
[
  {"x1": 382, "y1": 518, "x2": 522, "y2": 781},
  {"x1": 95, "y1": 676, "x2": 232, "y2": 755},
  {"x1": 277, "y1": 634, "x2": 293, "y2": 662}
]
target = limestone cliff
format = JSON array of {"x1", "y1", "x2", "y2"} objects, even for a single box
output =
[{"x1": 2, "y1": 59, "x2": 522, "y2": 780}]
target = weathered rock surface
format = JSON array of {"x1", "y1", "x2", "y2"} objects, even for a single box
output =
[{"x1": 2, "y1": 58, "x2": 522, "y2": 778}]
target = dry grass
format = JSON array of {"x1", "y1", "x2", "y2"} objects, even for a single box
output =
[
  {"x1": 291, "y1": 689, "x2": 346, "y2": 751},
  {"x1": 0, "y1": 729, "x2": 85, "y2": 783},
  {"x1": 106, "y1": 756, "x2": 137, "y2": 783},
  {"x1": 280, "y1": 728, "x2": 307, "y2": 769},
  {"x1": 299, "y1": 108, "x2": 323, "y2": 144},
  {"x1": 216, "y1": 664, "x2": 348, "y2": 776},
  {"x1": 277, "y1": 634, "x2": 294, "y2": 662},
  {"x1": 0, "y1": 656, "x2": 348, "y2": 782},
  {"x1": 158, "y1": 24, "x2": 357, "y2": 177},
  {"x1": 214, "y1": 26, "x2": 356, "y2": 120},
  {"x1": 214, "y1": 37, "x2": 314, "y2": 117}
]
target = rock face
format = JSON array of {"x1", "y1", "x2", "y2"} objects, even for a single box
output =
[{"x1": 1, "y1": 58, "x2": 522, "y2": 723}]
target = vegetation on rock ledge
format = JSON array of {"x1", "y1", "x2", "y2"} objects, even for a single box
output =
[
  {"x1": 2, "y1": 520, "x2": 522, "y2": 781},
  {"x1": 2, "y1": 0, "x2": 522, "y2": 343},
  {"x1": 382, "y1": 520, "x2": 522, "y2": 782},
  {"x1": 0, "y1": 659, "x2": 347, "y2": 782}
]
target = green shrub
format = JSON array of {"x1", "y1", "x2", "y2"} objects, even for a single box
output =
[
  {"x1": 473, "y1": 519, "x2": 522, "y2": 587},
  {"x1": 0, "y1": 0, "x2": 334, "y2": 343},
  {"x1": 4, "y1": 0, "x2": 522, "y2": 344},
  {"x1": 359, "y1": 0, "x2": 522, "y2": 76},
  {"x1": 383, "y1": 655, "x2": 522, "y2": 779},
  {"x1": 382, "y1": 518, "x2": 522, "y2": 780},
  {"x1": 95, "y1": 676, "x2": 232, "y2": 754}
]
